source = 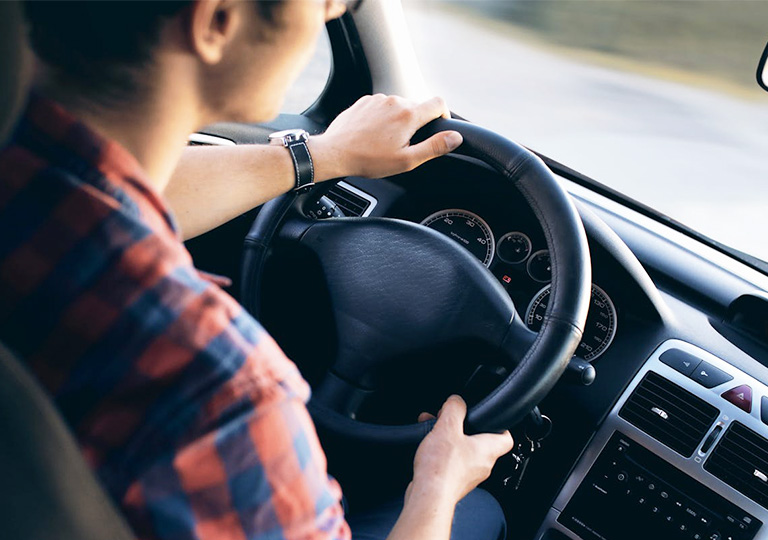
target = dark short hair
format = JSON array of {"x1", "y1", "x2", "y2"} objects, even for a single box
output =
[{"x1": 23, "y1": 1, "x2": 284, "y2": 105}]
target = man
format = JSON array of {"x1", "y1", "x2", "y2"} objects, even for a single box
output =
[{"x1": 0, "y1": 1, "x2": 514, "y2": 539}]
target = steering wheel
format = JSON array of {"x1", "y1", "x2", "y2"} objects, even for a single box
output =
[{"x1": 241, "y1": 118, "x2": 591, "y2": 445}]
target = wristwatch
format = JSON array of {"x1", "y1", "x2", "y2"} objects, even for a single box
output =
[{"x1": 268, "y1": 128, "x2": 315, "y2": 193}]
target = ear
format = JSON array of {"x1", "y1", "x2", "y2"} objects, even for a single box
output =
[{"x1": 188, "y1": 0, "x2": 241, "y2": 64}]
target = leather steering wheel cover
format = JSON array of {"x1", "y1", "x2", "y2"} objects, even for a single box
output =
[
  {"x1": 419, "y1": 120, "x2": 592, "y2": 431},
  {"x1": 242, "y1": 118, "x2": 591, "y2": 441},
  {"x1": 241, "y1": 191, "x2": 299, "y2": 318}
]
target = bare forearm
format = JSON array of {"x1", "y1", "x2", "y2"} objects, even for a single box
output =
[
  {"x1": 165, "y1": 95, "x2": 463, "y2": 240},
  {"x1": 165, "y1": 138, "x2": 345, "y2": 240},
  {"x1": 165, "y1": 145, "x2": 286, "y2": 240},
  {"x1": 386, "y1": 485, "x2": 456, "y2": 540}
]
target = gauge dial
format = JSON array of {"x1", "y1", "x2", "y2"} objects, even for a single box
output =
[
  {"x1": 420, "y1": 209, "x2": 495, "y2": 267},
  {"x1": 497, "y1": 232, "x2": 532, "y2": 264},
  {"x1": 525, "y1": 284, "x2": 618, "y2": 362},
  {"x1": 527, "y1": 250, "x2": 552, "y2": 282}
]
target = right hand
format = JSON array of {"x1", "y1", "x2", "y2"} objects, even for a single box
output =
[
  {"x1": 309, "y1": 94, "x2": 463, "y2": 181},
  {"x1": 409, "y1": 395, "x2": 515, "y2": 507}
]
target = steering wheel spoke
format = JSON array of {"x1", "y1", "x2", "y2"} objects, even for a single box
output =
[{"x1": 312, "y1": 371, "x2": 374, "y2": 419}]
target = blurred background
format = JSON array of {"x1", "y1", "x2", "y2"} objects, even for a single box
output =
[{"x1": 288, "y1": 0, "x2": 768, "y2": 263}]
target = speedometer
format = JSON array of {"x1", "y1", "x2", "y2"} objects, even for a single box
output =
[
  {"x1": 420, "y1": 209, "x2": 495, "y2": 267},
  {"x1": 525, "y1": 284, "x2": 618, "y2": 361}
]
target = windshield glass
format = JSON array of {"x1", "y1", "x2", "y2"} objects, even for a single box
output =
[{"x1": 403, "y1": 1, "x2": 768, "y2": 262}]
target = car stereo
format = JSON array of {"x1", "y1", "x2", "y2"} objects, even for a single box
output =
[
  {"x1": 536, "y1": 340, "x2": 768, "y2": 540},
  {"x1": 558, "y1": 432, "x2": 760, "y2": 540}
]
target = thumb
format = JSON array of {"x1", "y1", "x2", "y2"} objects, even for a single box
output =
[
  {"x1": 407, "y1": 131, "x2": 463, "y2": 168},
  {"x1": 472, "y1": 430, "x2": 516, "y2": 459}
]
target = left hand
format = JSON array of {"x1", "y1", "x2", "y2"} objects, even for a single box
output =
[{"x1": 308, "y1": 94, "x2": 463, "y2": 181}]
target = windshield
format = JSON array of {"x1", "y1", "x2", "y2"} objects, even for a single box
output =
[{"x1": 403, "y1": 0, "x2": 768, "y2": 263}]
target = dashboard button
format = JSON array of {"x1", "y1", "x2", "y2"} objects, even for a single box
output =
[
  {"x1": 761, "y1": 396, "x2": 768, "y2": 426},
  {"x1": 660, "y1": 349, "x2": 702, "y2": 376},
  {"x1": 721, "y1": 385, "x2": 752, "y2": 413},
  {"x1": 691, "y1": 362, "x2": 733, "y2": 388}
]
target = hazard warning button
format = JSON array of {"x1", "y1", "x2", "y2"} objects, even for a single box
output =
[{"x1": 721, "y1": 385, "x2": 752, "y2": 413}]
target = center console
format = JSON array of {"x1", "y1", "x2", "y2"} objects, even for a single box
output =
[{"x1": 536, "y1": 340, "x2": 768, "y2": 540}]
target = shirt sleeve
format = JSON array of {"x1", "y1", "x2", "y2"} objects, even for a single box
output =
[{"x1": 118, "y1": 297, "x2": 351, "y2": 540}]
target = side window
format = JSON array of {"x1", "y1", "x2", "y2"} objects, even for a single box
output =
[{"x1": 282, "y1": 30, "x2": 332, "y2": 114}]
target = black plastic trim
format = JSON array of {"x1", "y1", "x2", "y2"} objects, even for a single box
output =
[
  {"x1": 757, "y1": 40, "x2": 768, "y2": 93},
  {"x1": 303, "y1": 13, "x2": 372, "y2": 125}
]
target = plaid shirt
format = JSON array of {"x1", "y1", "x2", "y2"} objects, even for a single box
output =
[{"x1": 0, "y1": 95, "x2": 350, "y2": 540}]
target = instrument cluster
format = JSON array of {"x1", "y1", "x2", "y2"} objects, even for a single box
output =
[{"x1": 420, "y1": 208, "x2": 618, "y2": 362}]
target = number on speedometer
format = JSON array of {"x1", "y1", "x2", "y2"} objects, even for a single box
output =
[
  {"x1": 420, "y1": 209, "x2": 495, "y2": 267},
  {"x1": 525, "y1": 284, "x2": 618, "y2": 361}
]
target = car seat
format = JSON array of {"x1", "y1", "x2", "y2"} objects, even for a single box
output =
[{"x1": 0, "y1": 2, "x2": 136, "y2": 538}]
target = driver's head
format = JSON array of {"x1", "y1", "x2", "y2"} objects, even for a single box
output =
[{"x1": 22, "y1": 0, "x2": 350, "y2": 125}]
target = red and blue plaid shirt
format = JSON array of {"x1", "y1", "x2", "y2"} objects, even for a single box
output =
[{"x1": 0, "y1": 95, "x2": 350, "y2": 540}]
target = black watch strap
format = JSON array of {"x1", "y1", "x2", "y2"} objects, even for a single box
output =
[{"x1": 286, "y1": 140, "x2": 314, "y2": 193}]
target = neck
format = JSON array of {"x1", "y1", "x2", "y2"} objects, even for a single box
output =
[{"x1": 35, "y1": 63, "x2": 201, "y2": 194}]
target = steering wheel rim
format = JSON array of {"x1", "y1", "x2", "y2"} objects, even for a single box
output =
[{"x1": 242, "y1": 118, "x2": 591, "y2": 445}]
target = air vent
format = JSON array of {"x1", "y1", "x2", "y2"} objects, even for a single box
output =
[
  {"x1": 326, "y1": 182, "x2": 376, "y2": 217},
  {"x1": 619, "y1": 371, "x2": 719, "y2": 457},
  {"x1": 705, "y1": 421, "x2": 768, "y2": 509}
]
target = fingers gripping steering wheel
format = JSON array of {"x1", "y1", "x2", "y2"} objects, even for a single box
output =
[{"x1": 241, "y1": 118, "x2": 591, "y2": 445}]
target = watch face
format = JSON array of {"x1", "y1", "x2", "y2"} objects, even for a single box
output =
[{"x1": 269, "y1": 129, "x2": 310, "y2": 145}]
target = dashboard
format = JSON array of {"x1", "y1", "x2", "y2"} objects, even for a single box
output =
[
  {"x1": 188, "y1": 126, "x2": 768, "y2": 540},
  {"x1": 304, "y1": 157, "x2": 768, "y2": 540}
]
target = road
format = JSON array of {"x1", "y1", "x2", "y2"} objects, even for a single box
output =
[{"x1": 402, "y1": 4, "x2": 768, "y2": 262}]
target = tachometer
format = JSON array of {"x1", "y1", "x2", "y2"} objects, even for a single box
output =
[
  {"x1": 525, "y1": 284, "x2": 618, "y2": 361},
  {"x1": 420, "y1": 209, "x2": 495, "y2": 267}
]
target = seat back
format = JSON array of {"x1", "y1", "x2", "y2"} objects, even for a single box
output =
[
  {"x1": 0, "y1": 341, "x2": 136, "y2": 540},
  {"x1": 0, "y1": 5, "x2": 135, "y2": 538}
]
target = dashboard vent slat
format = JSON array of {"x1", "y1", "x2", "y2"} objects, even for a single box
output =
[
  {"x1": 619, "y1": 371, "x2": 719, "y2": 457},
  {"x1": 705, "y1": 421, "x2": 768, "y2": 509},
  {"x1": 326, "y1": 184, "x2": 372, "y2": 217}
]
